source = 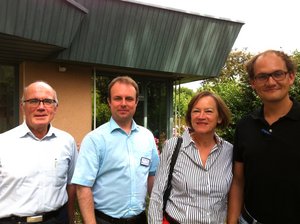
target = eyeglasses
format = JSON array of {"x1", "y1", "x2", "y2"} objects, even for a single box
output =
[
  {"x1": 254, "y1": 70, "x2": 288, "y2": 83},
  {"x1": 23, "y1": 98, "x2": 57, "y2": 107}
]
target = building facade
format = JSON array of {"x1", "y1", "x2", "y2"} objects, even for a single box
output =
[{"x1": 0, "y1": 0, "x2": 243, "y2": 143}]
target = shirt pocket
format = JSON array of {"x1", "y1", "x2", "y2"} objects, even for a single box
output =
[{"x1": 54, "y1": 158, "x2": 68, "y2": 187}]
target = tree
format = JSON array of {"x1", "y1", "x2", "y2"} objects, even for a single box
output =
[
  {"x1": 290, "y1": 50, "x2": 300, "y2": 101},
  {"x1": 173, "y1": 86, "x2": 194, "y2": 134}
]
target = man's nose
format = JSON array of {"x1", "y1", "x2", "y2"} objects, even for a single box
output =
[
  {"x1": 120, "y1": 98, "x2": 127, "y2": 105},
  {"x1": 266, "y1": 75, "x2": 277, "y2": 84},
  {"x1": 37, "y1": 101, "x2": 46, "y2": 109}
]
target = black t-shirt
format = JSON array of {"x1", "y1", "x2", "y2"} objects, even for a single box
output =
[{"x1": 234, "y1": 99, "x2": 300, "y2": 224}]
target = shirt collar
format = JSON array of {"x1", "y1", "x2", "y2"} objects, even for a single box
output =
[
  {"x1": 251, "y1": 98, "x2": 300, "y2": 121},
  {"x1": 109, "y1": 117, "x2": 138, "y2": 133},
  {"x1": 20, "y1": 122, "x2": 55, "y2": 140},
  {"x1": 181, "y1": 128, "x2": 224, "y2": 149}
]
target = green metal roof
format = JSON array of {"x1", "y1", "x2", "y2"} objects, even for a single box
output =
[
  {"x1": 0, "y1": 0, "x2": 87, "y2": 63},
  {"x1": 0, "y1": 0, "x2": 243, "y2": 82}
]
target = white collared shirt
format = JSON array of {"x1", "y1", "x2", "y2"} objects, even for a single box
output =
[{"x1": 0, "y1": 122, "x2": 78, "y2": 217}]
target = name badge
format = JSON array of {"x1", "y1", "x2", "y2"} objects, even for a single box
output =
[{"x1": 140, "y1": 157, "x2": 150, "y2": 167}]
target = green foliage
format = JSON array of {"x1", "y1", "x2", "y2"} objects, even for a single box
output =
[
  {"x1": 92, "y1": 77, "x2": 112, "y2": 128},
  {"x1": 92, "y1": 89, "x2": 111, "y2": 127},
  {"x1": 290, "y1": 50, "x2": 300, "y2": 101},
  {"x1": 173, "y1": 86, "x2": 195, "y2": 133},
  {"x1": 174, "y1": 87, "x2": 194, "y2": 117}
]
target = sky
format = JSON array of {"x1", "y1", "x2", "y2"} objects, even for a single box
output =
[{"x1": 135, "y1": 0, "x2": 300, "y2": 89}]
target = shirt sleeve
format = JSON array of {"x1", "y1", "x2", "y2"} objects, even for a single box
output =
[{"x1": 71, "y1": 133, "x2": 103, "y2": 187}]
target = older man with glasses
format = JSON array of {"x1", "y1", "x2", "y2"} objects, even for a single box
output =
[
  {"x1": 227, "y1": 50, "x2": 300, "y2": 224},
  {"x1": 0, "y1": 81, "x2": 78, "y2": 224}
]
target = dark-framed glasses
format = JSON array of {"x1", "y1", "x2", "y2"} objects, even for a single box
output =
[
  {"x1": 254, "y1": 70, "x2": 288, "y2": 83},
  {"x1": 23, "y1": 98, "x2": 57, "y2": 107}
]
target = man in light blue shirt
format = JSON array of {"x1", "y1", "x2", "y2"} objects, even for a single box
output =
[{"x1": 72, "y1": 76, "x2": 159, "y2": 224}]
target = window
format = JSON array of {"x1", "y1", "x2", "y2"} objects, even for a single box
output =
[{"x1": 0, "y1": 65, "x2": 18, "y2": 133}]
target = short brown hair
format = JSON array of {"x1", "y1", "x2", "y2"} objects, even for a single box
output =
[
  {"x1": 107, "y1": 76, "x2": 139, "y2": 102},
  {"x1": 246, "y1": 50, "x2": 296, "y2": 80},
  {"x1": 185, "y1": 91, "x2": 231, "y2": 130}
]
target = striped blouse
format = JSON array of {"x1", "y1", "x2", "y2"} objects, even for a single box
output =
[{"x1": 148, "y1": 129, "x2": 233, "y2": 224}]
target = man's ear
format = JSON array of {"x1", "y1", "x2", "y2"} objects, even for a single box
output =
[
  {"x1": 288, "y1": 73, "x2": 296, "y2": 85},
  {"x1": 20, "y1": 102, "x2": 24, "y2": 113},
  {"x1": 53, "y1": 104, "x2": 58, "y2": 114}
]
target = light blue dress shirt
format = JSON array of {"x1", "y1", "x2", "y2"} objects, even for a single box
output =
[
  {"x1": 0, "y1": 122, "x2": 78, "y2": 218},
  {"x1": 72, "y1": 118, "x2": 159, "y2": 218}
]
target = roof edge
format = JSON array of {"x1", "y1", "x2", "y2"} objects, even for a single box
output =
[
  {"x1": 122, "y1": 0, "x2": 244, "y2": 24},
  {"x1": 66, "y1": 0, "x2": 89, "y2": 14}
]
